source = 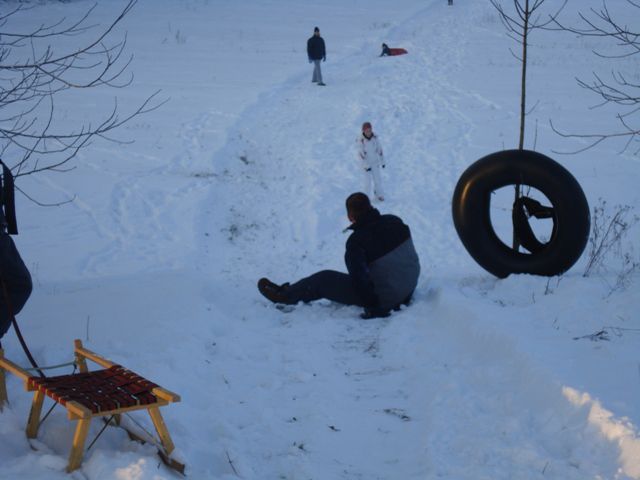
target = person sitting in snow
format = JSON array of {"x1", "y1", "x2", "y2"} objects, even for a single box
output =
[
  {"x1": 257, "y1": 192, "x2": 420, "y2": 319},
  {"x1": 380, "y1": 43, "x2": 408, "y2": 57},
  {"x1": 357, "y1": 121, "x2": 386, "y2": 202}
]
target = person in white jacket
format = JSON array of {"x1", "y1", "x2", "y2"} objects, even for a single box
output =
[{"x1": 356, "y1": 121, "x2": 385, "y2": 201}]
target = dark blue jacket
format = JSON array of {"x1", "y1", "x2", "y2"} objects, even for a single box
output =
[
  {"x1": 345, "y1": 208, "x2": 420, "y2": 311},
  {"x1": 307, "y1": 35, "x2": 326, "y2": 61}
]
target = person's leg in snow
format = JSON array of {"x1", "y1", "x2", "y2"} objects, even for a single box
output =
[
  {"x1": 362, "y1": 168, "x2": 373, "y2": 198},
  {"x1": 312, "y1": 60, "x2": 325, "y2": 85},
  {"x1": 259, "y1": 271, "x2": 364, "y2": 306},
  {"x1": 371, "y1": 166, "x2": 385, "y2": 201}
]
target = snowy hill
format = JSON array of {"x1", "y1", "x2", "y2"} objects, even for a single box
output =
[{"x1": 1, "y1": 0, "x2": 639, "y2": 478}]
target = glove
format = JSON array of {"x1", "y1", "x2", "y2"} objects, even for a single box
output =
[
  {"x1": 360, "y1": 308, "x2": 390, "y2": 320},
  {"x1": 382, "y1": 164, "x2": 386, "y2": 169},
  {"x1": 365, "y1": 168, "x2": 372, "y2": 172}
]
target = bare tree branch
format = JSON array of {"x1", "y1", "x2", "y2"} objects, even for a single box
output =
[
  {"x1": 0, "y1": 0, "x2": 166, "y2": 204},
  {"x1": 14, "y1": 184, "x2": 75, "y2": 208},
  {"x1": 551, "y1": 1, "x2": 640, "y2": 153},
  {"x1": 490, "y1": 0, "x2": 568, "y2": 150},
  {"x1": 550, "y1": 119, "x2": 640, "y2": 155}
]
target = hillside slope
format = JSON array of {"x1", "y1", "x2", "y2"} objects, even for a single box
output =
[{"x1": 0, "y1": 1, "x2": 638, "y2": 479}]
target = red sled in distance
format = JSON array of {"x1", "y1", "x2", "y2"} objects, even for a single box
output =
[{"x1": 380, "y1": 43, "x2": 408, "y2": 56}]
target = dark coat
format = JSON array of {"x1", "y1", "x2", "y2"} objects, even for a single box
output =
[
  {"x1": 0, "y1": 234, "x2": 32, "y2": 338},
  {"x1": 307, "y1": 35, "x2": 326, "y2": 61},
  {"x1": 345, "y1": 208, "x2": 420, "y2": 312}
]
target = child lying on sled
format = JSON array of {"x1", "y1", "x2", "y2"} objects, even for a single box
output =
[{"x1": 380, "y1": 43, "x2": 408, "y2": 56}]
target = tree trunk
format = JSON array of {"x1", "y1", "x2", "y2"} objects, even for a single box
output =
[
  {"x1": 519, "y1": 0, "x2": 529, "y2": 150},
  {"x1": 513, "y1": 0, "x2": 530, "y2": 250}
]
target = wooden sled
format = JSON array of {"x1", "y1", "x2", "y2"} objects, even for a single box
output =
[{"x1": 0, "y1": 339, "x2": 182, "y2": 473}]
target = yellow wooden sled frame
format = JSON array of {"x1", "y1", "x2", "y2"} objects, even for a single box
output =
[{"x1": 0, "y1": 339, "x2": 180, "y2": 472}]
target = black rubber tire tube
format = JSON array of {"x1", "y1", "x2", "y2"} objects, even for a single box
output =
[{"x1": 452, "y1": 149, "x2": 590, "y2": 278}]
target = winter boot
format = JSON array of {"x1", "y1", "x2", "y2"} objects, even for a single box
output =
[{"x1": 257, "y1": 278, "x2": 291, "y2": 304}]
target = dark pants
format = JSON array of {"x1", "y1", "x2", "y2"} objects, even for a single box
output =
[
  {"x1": 285, "y1": 270, "x2": 365, "y2": 307},
  {"x1": 312, "y1": 59, "x2": 323, "y2": 83}
]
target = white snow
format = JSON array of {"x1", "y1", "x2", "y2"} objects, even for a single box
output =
[{"x1": 0, "y1": 0, "x2": 639, "y2": 478}]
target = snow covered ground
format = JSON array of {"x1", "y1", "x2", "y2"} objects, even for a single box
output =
[{"x1": 1, "y1": 0, "x2": 639, "y2": 478}]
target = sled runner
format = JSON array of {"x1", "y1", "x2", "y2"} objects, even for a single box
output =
[
  {"x1": 101, "y1": 414, "x2": 186, "y2": 474},
  {"x1": 0, "y1": 339, "x2": 183, "y2": 473}
]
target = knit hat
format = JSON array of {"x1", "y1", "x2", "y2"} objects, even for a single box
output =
[
  {"x1": 362, "y1": 122, "x2": 372, "y2": 131},
  {"x1": 314, "y1": 27, "x2": 320, "y2": 33}
]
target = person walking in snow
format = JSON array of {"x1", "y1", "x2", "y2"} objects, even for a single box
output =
[
  {"x1": 357, "y1": 121, "x2": 385, "y2": 201},
  {"x1": 257, "y1": 192, "x2": 420, "y2": 319},
  {"x1": 307, "y1": 26, "x2": 326, "y2": 86}
]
